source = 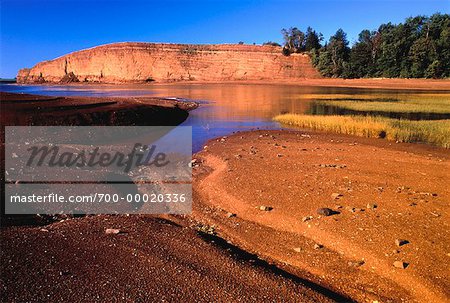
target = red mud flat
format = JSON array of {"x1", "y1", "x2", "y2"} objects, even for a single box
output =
[
  {"x1": 192, "y1": 130, "x2": 449, "y2": 303},
  {"x1": 0, "y1": 92, "x2": 197, "y2": 127},
  {"x1": 0, "y1": 215, "x2": 348, "y2": 302}
]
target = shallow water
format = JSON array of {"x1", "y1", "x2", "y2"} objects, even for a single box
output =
[{"x1": 1, "y1": 83, "x2": 448, "y2": 151}]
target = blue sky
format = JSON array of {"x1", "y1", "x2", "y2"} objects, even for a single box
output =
[{"x1": 0, "y1": 0, "x2": 448, "y2": 78}]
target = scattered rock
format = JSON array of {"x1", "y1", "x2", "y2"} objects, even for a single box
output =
[
  {"x1": 302, "y1": 216, "x2": 313, "y2": 222},
  {"x1": 59, "y1": 270, "x2": 72, "y2": 276},
  {"x1": 258, "y1": 206, "x2": 273, "y2": 211},
  {"x1": 194, "y1": 223, "x2": 217, "y2": 235},
  {"x1": 276, "y1": 154, "x2": 283, "y2": 157},
  {"x1": 316, "y1": 207, "x2": 337, "y2": 216},
  {"x1": 346, "y1": 206, "x2": 356, "y2": 213},
  {"x1": 367, "y1": 203, "x2": 377, "y2": 210},
  {"x1": 105, "y1": 228, "x2": 121, "y2": 234},
  {"x1": 40, "y1": 228, "x2": 49, "y2": 232},
  {"x1": 348, "y1": 260, "x2": 365, "y2": 267},
  {"x1": 189, "y1": 159, "x2": 200, "y2": 168},
  {"x1": 314, "y1": 243, "x2": 324, "y2": 250},
  {"x1": 395, "y1": 239, "x2": 409, "y2": 247},
  {"x1": 319, "y1": 164, "x2": 347, "y2": 168},
  {"x1": 226, "y1": 212, "x2": 237, "y2": 218},
  {"x1": 393, "y1": 261, "x2": 408, "y2": 269},
  {"x1": 293, "y1": 247, "x2": 302, "y2": 253},
  {"x1": 331, "y1": 193, "x2": 343, "y2": 200}
]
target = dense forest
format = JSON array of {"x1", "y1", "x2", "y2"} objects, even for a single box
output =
[{"x1": 279, "y1": 13, "x2": 449, "y2": 79}]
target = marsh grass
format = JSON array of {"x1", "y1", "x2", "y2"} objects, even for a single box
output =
[
  {"x1": 296, "y1": 93, "x2": 450, "y2": 114},
  {"x1": 315, "y1": 99, "x2": 450, "y2": 114},
  {"x1": 274, "y1": 114, "x2": 450, "y2": 148}
]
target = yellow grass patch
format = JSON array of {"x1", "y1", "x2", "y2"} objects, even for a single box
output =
[{"x1": 274, "y1": 114, "x2": 450, "y2": 148}]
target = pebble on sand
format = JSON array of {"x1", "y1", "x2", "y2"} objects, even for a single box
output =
[
  {"x1": 258, "y1": 206, "x2": 273, "y2": 211},
  {"x1": 314, "y1": 243, "x2": 324, "y2": 250},
  {"x1": 105, "y1": 228, "x2": 121, "y2": 234},
  {"x1": 395, "y1": 239, "x2": 410, "y2": 246},
  {"x1": 302, "y1": 216, "x2": 313, "y2": 222},
  {"x1": 316, "y1": 208, "x2": 335, "y2": 216},
  {"x1": 227, "y1": 212, "x2": 237, "y2": 218},
  {"x1": 393, "y1": 261, "x2": 409, "y2": 269},
  {"x1": 331, "y1": 193, "x2": 343, "y2": 200},
  {"x1": 367, "y1": 203, "x2": 377, "y2": 209},
  {"x1": 348, "y1": 260, "x2": 365, "y2": 267}
]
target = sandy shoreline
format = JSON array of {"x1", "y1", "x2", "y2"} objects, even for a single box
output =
[{"x1": 192, "y1": 130, "x2": 449, "y2": 302}]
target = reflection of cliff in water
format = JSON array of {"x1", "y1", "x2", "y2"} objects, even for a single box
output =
[{"x1": 307, "y1": 103, "x2": 450, "y2": 120}]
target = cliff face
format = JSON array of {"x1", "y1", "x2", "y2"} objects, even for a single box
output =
[{"x1": 17, "y1": 42, "x2": 321, "y2": 83}]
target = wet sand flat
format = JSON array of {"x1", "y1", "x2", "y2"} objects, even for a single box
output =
[{"x1": 192, "y1": 130, "x2": 450, "y2": 302}]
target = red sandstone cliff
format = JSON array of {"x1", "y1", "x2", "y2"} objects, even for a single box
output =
[{"x1": 17, "y1": 42, "x2": 321, "y2": 83}]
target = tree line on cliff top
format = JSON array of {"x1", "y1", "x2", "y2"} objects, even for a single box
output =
[{"x1": 278, "y1": 13, "x2": 449, "y2": 79}]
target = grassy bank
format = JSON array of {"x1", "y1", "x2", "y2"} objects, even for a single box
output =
[
  {"x1": 274, "y1": 114, "x2": 450, "y2": 148},
  {"x1": 296, "y1": 93, "x2": 450, "y2": 114}
]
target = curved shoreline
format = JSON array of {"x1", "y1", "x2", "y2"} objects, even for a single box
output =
[{"x1": 192, "y1": 129, "x2": 450, "y2": 302}]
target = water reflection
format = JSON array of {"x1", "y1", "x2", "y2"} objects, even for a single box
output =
[
  {"x1": 1, "y1": 83, "x2": 448, "y2": 151},
  {"x1": 308, "y1": 103, "x2": 450, "y2": 120}
]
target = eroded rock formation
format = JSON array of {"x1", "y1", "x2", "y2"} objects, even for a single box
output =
[{"x1": 17, "y1": 42, "x2": 321, "y2": 83}]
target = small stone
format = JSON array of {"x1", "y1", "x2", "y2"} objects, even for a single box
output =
[
  {"x1": 227, "y1": 212, "x2": 236, "y2": 218},
  {"x1": 188, "y1": 159, "x2": 199, "y2": 168},
  {"x1": 293, "y1": 247, "x2": 302, "y2": 253},
  {"x1": 276, "y1": 154, "x2": 283, "y2": 157},
  {"x1": 105, "y1": 228, "x2": 121, "y2": 234},
  {"x1": 395, "y1": 239, "x2": 409, "y2": 247},
  {"x1": 367, "y1": 203, "x2": 377, "y2": 210},
  {"x1": 302, "y1": 216, "x2": 313, "y2": 222},
  {"x1": 314, "y1": 243, "x2": 324, "y2": 250},
  {"x1": 316, "y1": 208, "x2": 335, "y2": 216},
  {"x1": 258, "y1": 206, "x2": 273, "y2": 211},
  {"x1": 348, "y1": 260, "x2": 365, "y2": 267},
  {"x1": 393, "y1": 261, "x2": 408, "y2": 269},
  {"x1": 331, "y1": 193, "x2": 343, "y2": 200},
  {"x1": 346, "y1": 206, "x2": 356, "y2": 213},
  {"x1": 40, "y1": 228, "x2": 49, "y2": 232}
]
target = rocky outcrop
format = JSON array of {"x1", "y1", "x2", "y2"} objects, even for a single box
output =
[{"x1": 17, "y1": 42, "x2": 321, "y2": 83}]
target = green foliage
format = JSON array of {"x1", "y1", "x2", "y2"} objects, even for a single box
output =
[
  {"x1": 285, "y1": 13, "x2": 449, "y2": 79},
  {"x1": 281, "y1": 26, "x2": 322, "y2": 54},
  {"x1": 305, "y1": 27, "x2": 323, "y2": 51},
  {"x1": 263, "y1": 41, "x2": 281, "y2": 47}
]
